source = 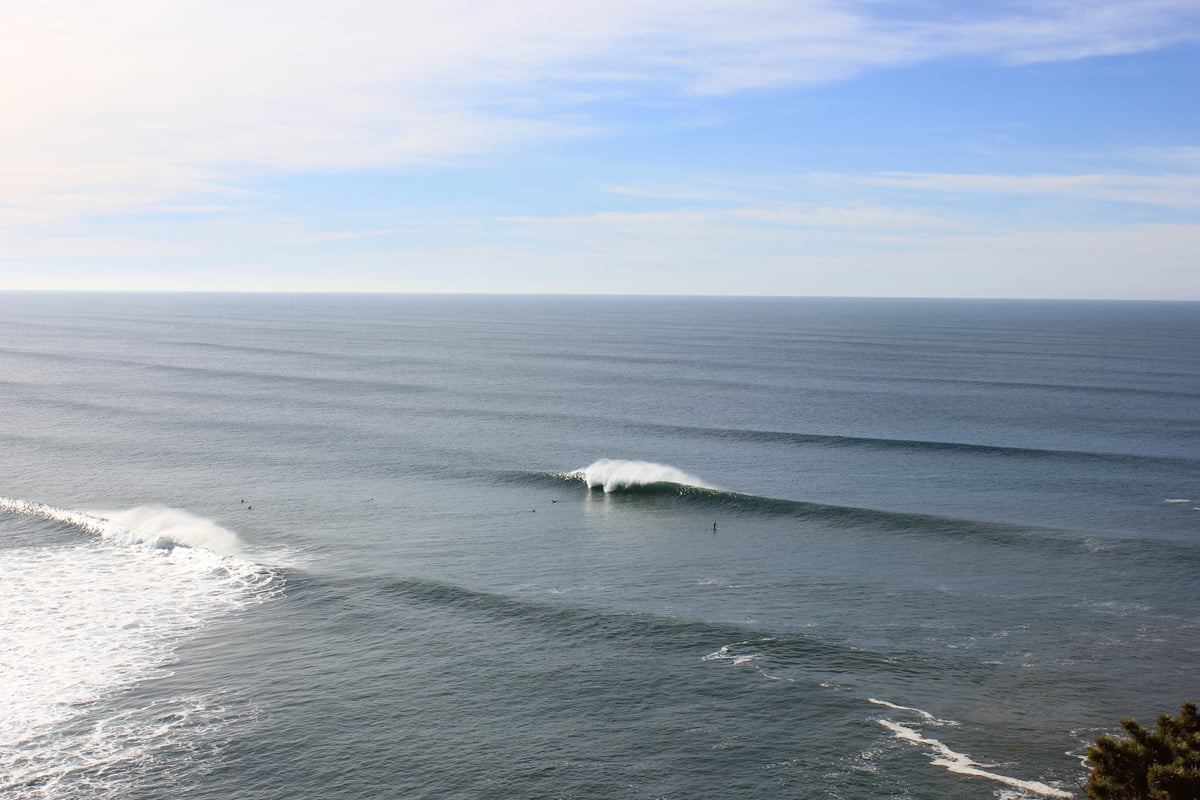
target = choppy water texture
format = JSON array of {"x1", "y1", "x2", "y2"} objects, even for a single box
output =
[{"x1": 1, "y1": 293, "x2": 1198, "y2": 799}]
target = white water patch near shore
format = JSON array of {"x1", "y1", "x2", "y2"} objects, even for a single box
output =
[
  {"x1": 872, "y1": 700, "x2": 1072, "y2": 799},
  {"x1": 568, "y1": 459, "x2": 716, "y2": 493},
  {"x1": 0, "y1": 497, "x2": 279, "y2": 797}
]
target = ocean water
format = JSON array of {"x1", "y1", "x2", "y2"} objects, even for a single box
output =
[{"x1": 1, "y1": 293, "x2": 1197, "y2": 799}]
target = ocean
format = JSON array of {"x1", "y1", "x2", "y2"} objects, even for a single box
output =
[{"x1": 1, "y1": 293, "x2": 1197, "y2": 799}]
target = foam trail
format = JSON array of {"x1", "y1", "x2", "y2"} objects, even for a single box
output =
[
  {"x1": 868, "y1": 697, "x2": 960, "y2": 726},
  {"x1": 568, "y1": 459, "x2": 716, "y2": 493},
  {"x1": 870, "y1": 698, "x2": 940, "y2": 723},
  {"x1": 878, "y1": 720, "x2": 1071, "y2": 798}
]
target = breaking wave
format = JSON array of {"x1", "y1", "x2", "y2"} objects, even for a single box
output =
[
  {"x1": 510, "y1": 464, "x2": 1200, "y2": 565},
  {"x1": 0, "y1": 496, "x2": 281, "y2": 798},
  {"x1": 0, "y1": 497, "x2": 247, "y2": 553},
  {"x1": 567, "y1": 459, "x2": 717, "y2": 493}
]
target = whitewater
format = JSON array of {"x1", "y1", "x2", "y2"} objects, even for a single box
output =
[
  {"x1": 568, "y1": 459, "x2": 717, "y2": 493},
  {"x1": 0, "y1": 497, "x2": 280, "y2": 798}
]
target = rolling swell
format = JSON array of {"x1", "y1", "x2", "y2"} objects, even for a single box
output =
[
  {"x1": 430, "y1": 402, "x2": 1196, "y2": 466},
  {"x1": 508, "y1": 465, "x2": 1037, "y2": 535},
  {"x1": 654, "y1": 424, "x2": 1196, "y2": 466},
  {"x1": 300, "y1": 572, "x2": 919, "y2": 679},
  {"x1": 500, "y1": 466, "x2": 1200, "y2": 562}
]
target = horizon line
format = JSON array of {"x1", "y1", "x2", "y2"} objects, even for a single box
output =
[{"x1": 1, "y1": 289, "x2": 1196, "y2": 304}]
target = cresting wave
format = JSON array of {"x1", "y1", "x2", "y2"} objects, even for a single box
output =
[
  {"x1": 551, "y1": 459, "x2": 992, "y2": 535},
  {"x1": 0, "y1": 496, "x2": 249, "y2": 553},
  {"x1": 567, "y1": 459, "x2": 717, "y2": 493},
  {"x1": 0, "y1": 497, "x2": 281, "y2": 799},
  {"x1": 527, "y1": 464, "x2": 1200, "y2": 563}
]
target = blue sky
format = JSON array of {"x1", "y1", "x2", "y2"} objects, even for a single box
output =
[{"x1": 3, "y1": 0, "x2": 1199, "y2": 298}]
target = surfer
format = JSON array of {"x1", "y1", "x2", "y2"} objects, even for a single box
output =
[{"x1": 712, "y1": 522, "x2": 718, "y2": 533}]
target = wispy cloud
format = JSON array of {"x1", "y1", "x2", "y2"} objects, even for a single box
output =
[
  {"x1": 861, "y1": 171, "x2": 1200, "y2": 208},
  {"x1": 601, "y1": 166, "x2": 1200, "y2": 212},
  {"x1": 730, "y1": 205, "x2": 957, "y2": 229},
  {"x1": 508, "y1": 203, "x2": 957, "y2": 231},
  {"x1": 3, "y1": 0, "x2": 1198, "y2": 224}
]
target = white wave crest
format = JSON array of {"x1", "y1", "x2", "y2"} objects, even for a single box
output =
[
  {"x1": 88, "y1": 505, "x2": 245, "y2": 553},
  {"x1": 568, "y1": 459, "x2": 716, "y2": 493},
  {"x1": 0, "y1": 497, "x2": 245, "y2": 553}
]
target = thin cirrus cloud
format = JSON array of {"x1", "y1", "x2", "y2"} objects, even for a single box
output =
[
  {"x1": 3, "y1": 0, "x2": 1199, "y2": 221},
  {"x1": 1, "y1": 0, "x2": 1198, "y2": 297},
  {"x1": 861, "y1": 171, "x2": 1200, "y2": 209},
  {"x1": 506, "y1": 204, "x2": 956, "y2": 231}
]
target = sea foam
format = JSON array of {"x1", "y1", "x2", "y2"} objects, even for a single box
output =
[
  {"x1": 0, "y1": 497, "x2": 279, "y2": 797},
  {"x1": 872, "y1": 700, "x2": 1071, "y2": 799},
  {"x1": 87, "y1": 505, "x2": 245, "y2": 553}
]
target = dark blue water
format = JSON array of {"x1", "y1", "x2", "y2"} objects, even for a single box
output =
[{"x1": 2, "y1": 294, "x2": 1198, "y2": 799}]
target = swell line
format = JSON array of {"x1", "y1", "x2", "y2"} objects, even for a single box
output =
[
  {"x1": 308, "y1": 573, "x2": 918, "y2": 678},
  {"x1": 501, "y1": 467, "x2": 1200, "y2": 563},
  {"x1": 508, "y1": 467, "x2": 1038, "y2": 535},
  {"x1": 642, "y1": 423, "x2": 1195, "y2": 466}
]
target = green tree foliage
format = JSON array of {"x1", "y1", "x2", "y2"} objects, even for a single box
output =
[{"x1": 1087, "y1": 702, "x2": 1200, "y2": 800}]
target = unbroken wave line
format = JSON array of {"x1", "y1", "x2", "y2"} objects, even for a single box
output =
[{"x1": 657, "y1": 424, "x2": 1194, "y2": 466}]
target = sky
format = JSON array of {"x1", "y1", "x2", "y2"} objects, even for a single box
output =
[{"x1": 2, "y1": 0, "x2": 1199, "y2": 298}]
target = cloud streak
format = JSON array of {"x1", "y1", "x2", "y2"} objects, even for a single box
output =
[
  {"x1": 4, "y1": 0, "x2": 1199, "y2": 222},
  {"x1": 861, "y1": 171, "x2": 1200, "y2": 209}
]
